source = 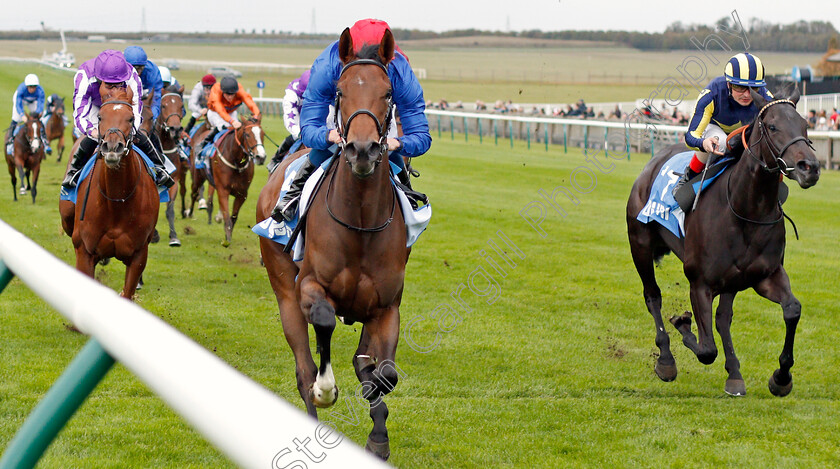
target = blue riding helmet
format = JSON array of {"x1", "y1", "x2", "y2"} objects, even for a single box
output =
[
  {"x1": 724, "y1": 53, "x2": 766, "y2": 88},
  {"x1": 124, "y1": 46, "x2": 148, "y2": 66}
]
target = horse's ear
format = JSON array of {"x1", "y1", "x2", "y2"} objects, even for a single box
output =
[
  {"x1": 750, "y1": 88, "x2": 767, "y2": 109},
  {"x1": 338, "y1": 27, "x2": 355, "y2": 64},
  {"x1": 788, "y1": 84, "x2": 801, "y2": 105},
  {"x1": 178, "y1": 84, "x2": 185, "y2": 95},
  {"x1": 379, "y1": 29, "x2": 395, "y2": 65}
]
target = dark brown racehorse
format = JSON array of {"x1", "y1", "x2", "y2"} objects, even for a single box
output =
[
  {"x1": 156, "y1": 84, "x2": 187, "y2": 246},
  {"x1": 45, "y1": 96, "x2": 67, "y2": 161},
  {"x1": 59, "y1": 86, "x2": 160, "y2": 299},
  {"x1": 627, "y1": 85, "x2": 820, "y2": 396},
  {"x1": 191, "y1": 117, "x2": 265, "y2": 246},
  {"x1": 5, "y1": 115, "x2": 44, "y2": 203},
  {"x1": 256, "y1": 29, "x2": 406, "y2": 460}
]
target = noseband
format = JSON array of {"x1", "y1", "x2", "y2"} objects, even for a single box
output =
[
  {"x1": 160, "y1": 93, "x2": 184, "y2": 135},
  {"x1": 334, "y1": 59, "x2": 394, "y2": 164},
  {"x1": 98, "y1": 100, "x2": 135, "y2": 157},
  {"x1": 747, "y1": 99, "x2": 815, "y2": 176}
]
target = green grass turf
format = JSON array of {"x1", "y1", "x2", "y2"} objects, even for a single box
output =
[{"x1": 1, "y1": 61, "x2": 840, "y2": 468}]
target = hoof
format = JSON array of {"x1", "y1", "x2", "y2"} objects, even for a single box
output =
[
  {"x1": 669, "y1": 311, "x2": 692, "y2": 330},
  {"x1": 654, "y1": 360, "x2": 677, "y2": 382},
  {"x1": 151, "y1": 229, "x2": 160, "y2": 244},
  {"x1": 221, "y1": 239, "x2": 230, "y2": 248},
  {"x1": 768, "y1": 369, "x2": 793, "y2": 397},
  {"x1": 310, "y1": 383, "x2": 338, "y2": 408},
  {"x1": 724, "y1": 378, "x2": 746, "y2": 396},
  {"x1": 365, "y1": 437, "x2": 390, "y2": 461},
  {"x1": 169, "y1": 237, "x2": 181, "y2": 247}
]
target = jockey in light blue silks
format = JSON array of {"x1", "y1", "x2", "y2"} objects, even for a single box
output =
[
  {"x1": 62, "y1": 49, "x2": 174, "y2": 189},
  {"x1": 673, "y1": 52, "x2": 774, "y2": 195},
  {"x1": 6, "y1": 74, "x2": 51, "y2": 155},
  {"x1": 271, "y1": 18, "x2": 431, "y2": 222},
  {"x1": 124, "y1": 45, "x2": 167, "y2": 155}
]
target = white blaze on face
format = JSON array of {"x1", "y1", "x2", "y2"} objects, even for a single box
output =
[
  {"x1": 251, "y1": 126, "x2": 265, "y2": 157},
  {"x1": 112, "y1": 104, "x2": 124, "y2": 111},
  {"x1": 30, "y1": 122, "x2": 40, "y2": 151}
]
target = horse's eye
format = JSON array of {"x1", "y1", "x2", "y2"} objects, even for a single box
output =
[{"x1": 768, "y1": 124, "x2": 777, "y2": 131}]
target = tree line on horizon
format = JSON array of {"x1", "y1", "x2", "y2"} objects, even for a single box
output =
[{"x1": 0, "y1": 17, "x2": 836, "y2": 53}]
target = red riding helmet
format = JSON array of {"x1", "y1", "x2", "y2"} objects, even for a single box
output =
[{"x1": 201, "y1": 74, "x2": 217, "y2": 87}]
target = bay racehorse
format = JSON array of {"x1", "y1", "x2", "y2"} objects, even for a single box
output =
[
  {"x1": 5, "y1": 115, "x2": 44, "y2": 203},
  {"x1": 45, "y1": 96, "x2": 67, "y2": 161},
  {"x1": 626, "y1": 85, "x2": 820, "y2": 396},
  {"x1": 59, "y1": 86, "x2": 160, "y2": 299},
  {"x1": 192, "y1": 117, "x2": 265, "y2": 246},
  {"x1": 156, "y1": 84, "x2": 187, "y2": 246},
  {"x1": 256, "y1": 29, "x2": 407, "y2": 460}
]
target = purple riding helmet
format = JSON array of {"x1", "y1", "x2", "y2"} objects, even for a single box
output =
[{"x1": 94, "y1": 50, "x2": 133, "y2": 83}]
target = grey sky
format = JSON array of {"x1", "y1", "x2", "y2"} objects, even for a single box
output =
[{"x1": 2, "y1": 1, "x2": 838, "y2": 35}]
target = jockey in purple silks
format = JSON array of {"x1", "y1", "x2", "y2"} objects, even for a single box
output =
[
  {"x1": 62, "y1": 49, "x2": 174, "y2": 189},
  {"x1": 267, "y1": 70, "x2": 311, "y2": 171}
]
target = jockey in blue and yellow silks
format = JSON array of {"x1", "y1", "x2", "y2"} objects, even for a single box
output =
[{"x1": 674, "y1": 53, "x2": 774, "y2": 194}]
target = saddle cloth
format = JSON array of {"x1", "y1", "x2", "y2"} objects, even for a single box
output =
[
  {"x1": 636, "y1": 151, "x2": 733, "y2": 238},
  {"x1": 252, "y1": 156, "x2": 432, "y2": 262},
  {"x1": 59, "y1": 147, "x2": 171, "y2": 203}
]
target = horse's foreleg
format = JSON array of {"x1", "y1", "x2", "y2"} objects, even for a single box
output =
[
  {"x1": 207, "y1": 185, "x2": 215, "y2": 225},
  {"x1": 8, "y1": 164, "x2": 17, "y2": 201},
  {"x1": 216, "y1": 187, "x2": 232, "y2": 246},
  {"x1": 29, "y1": 165, "x2": 39, "y2": 204},
  {"x1": 228, "y1": 194, "x2": 246, "y2": 240},
  {"x1": 75, "y1": 247, "x2": 97, "y2": 278},
  {"x1": 353, "y1": 306, "x2": 400, "y2": 461},
  {"x1": 17, "y1": 165, "x2": 26, "y2": 195},
  {"x1": 754, "y1": 268, "x2": 799, "y2": 397},
  {"x1": 629, "y1": 224, "x2": 676, "y2": 381},
  {"x1": 300, "y1": 279, "x2": 338, "y2": 409},
  {"x1": 179, "y1": 168, "x2": 188, "y2": 218},
  {"x1": 671, "y1": 282, "x2": 717, "y2": 365},
  {"x1": 57, "y1": 134, "x2": 65, "y2": 161},
  {"x1": 121, "y1": 248, "x2": 149, "y2": 299},
  {"x1": 165, "y1": 200, "x2": 179, "y2": 246},
  {"x1": 715, "y1": 293, "x2": 744, "y2": 396}
]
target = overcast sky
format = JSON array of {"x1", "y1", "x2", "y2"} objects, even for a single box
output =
[{"x1": 1, "y1": 1, "x2": 838, "y2": 35}]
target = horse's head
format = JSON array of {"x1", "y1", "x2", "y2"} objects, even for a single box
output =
[
  {"x1": 335, "y1": 27, "x2": 395, "y2": 178},
  {"x1": 97, "y1": 87, "x2": 136, "y2": 168},
  {"x1": 22, "y1": 116, "x2": 42, "y2": 153},
  {"x1": 53, "y1": 96, "x2": 65, "y2": 116},
  {"x1": 235, "y1": 115, "x2": 266, "y2": 163},
  {"x1": 749, "y1": 85, "x2": 820, "y2": 188},
  {"x1": 160, "y1": 86, "x2": 185, "y2": 140}
]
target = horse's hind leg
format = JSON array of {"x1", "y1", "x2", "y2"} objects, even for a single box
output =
[
  {"x1": 629, "y1": 223, "x2": 677, "y2": 381},
  {"x1": 8, "y1": 164, "x2": 17, "y2": 201},
  {"x1": 352, "y1": 306, "x2": 401, "y2": 461},
  {"x1": 715, "y1": 293, "x2": 745, "y2": 396},
  {"x1": 671, "y1": 282, "x2": 717, "y2": 365},
  {"x1": 754, "y1": 267, "x2": 799, "y2": 397}
]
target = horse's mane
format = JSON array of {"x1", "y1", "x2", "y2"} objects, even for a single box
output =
[
  {"x1": 164, "y1": 83, "x2": 182, "y2": 94},
  {"x1": 103, "y1": 86, "x2": 132, "y2": 104},
  {"x1": 355, "y1": 44, "x2": 386, "y2": 64}
]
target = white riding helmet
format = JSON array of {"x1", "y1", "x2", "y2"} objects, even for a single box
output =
[
  {"x1": 24, "y1": 74, "x2": 39, "y2": 86},
  {"x1": 158, "y1": 66, "x2": 171, "y2": 84}
]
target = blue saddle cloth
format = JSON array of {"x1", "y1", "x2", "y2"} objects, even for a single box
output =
[
  {"x1": 636, "y1": 151, "x2": 733, "y2": 238},
  {"x1": 59, "y1": 147, "x2": 170, "y2": 203},
  {"x1": 195, "y1": 129, "x2": 230, "y2": 169}
]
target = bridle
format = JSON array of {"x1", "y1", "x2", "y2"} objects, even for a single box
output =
[
  {"x1": 159, "y1": 92, "x2": 184, "y2": 136},
  {"x1": 744, "y1": 99, "x2": 814, "y2": 176},
  {"x1": 325, "y1": 58, "x2": 397, "y2": 233},
  {"x1": 215, "y1": 120, "x2": 263, "y2": 172},
  {"x1": 97, "y1": 100, "x2": 135, "y2": 157},
  {"x1": 333, "y1": 59, "x2": 394, "y2": 167}
]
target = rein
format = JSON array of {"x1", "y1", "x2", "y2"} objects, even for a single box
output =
[
  {"x1": 215, "y1": 122, "x2": 261, "y2": 172},
  {"x1": 97, "y1": 100, "x2": 135, "y2": 157}
]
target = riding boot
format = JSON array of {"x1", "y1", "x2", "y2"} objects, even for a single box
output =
[
  {"x1": 268, "y1": 135, "x2": 295, "y2": 173},
  {"x1": 62, "y1": 136, "x2": 98, "y2": 188},
  {"x1": 184, "y1": 116, "x2": 197, "y2": 135},
  {"x1": 394, "y1": 168, "x2": 429, "y2": 210},
  {"x1": 4, "y1": 121, "x2": 14, "y2": 154},
  {"x1": 40, "y1": 124, "x2": 52, "y2": 155},
  {"x1": 135, "y1": 132, "x2": 175, "y2": 189},
  {"x1": 671, "y1": 166, "x2": 699, "y2": 198},
  {"x1": 271, "y1": 157, "x2": 316, "y2": 222}
]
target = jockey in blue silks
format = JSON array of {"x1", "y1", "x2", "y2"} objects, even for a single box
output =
[
  {"x1": 271, "y1": 18, "x2": 431, "y2": 222},
  {"x1": 124, "y1": 45, "x2": 165, "y2": 156},
  {"x1": 673, "y1": 52, "x2": 774, "y2": 194},
  {"x1": 6, "y1": 74, "x2": 51, "y2": 155}
]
